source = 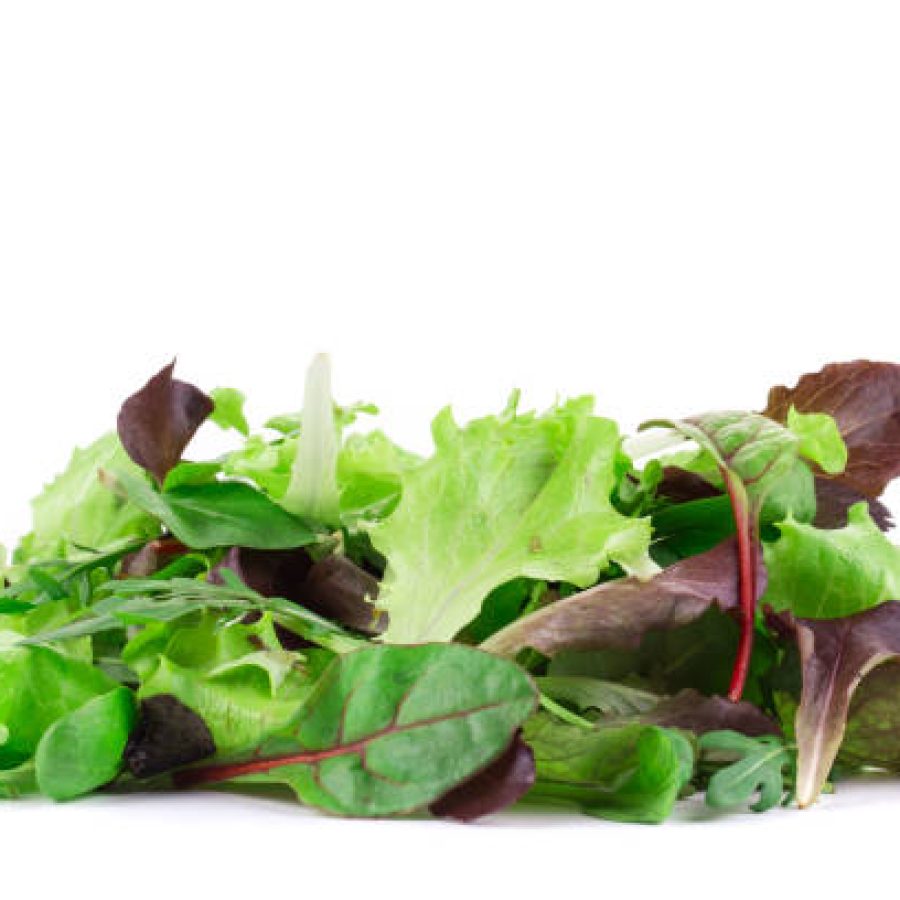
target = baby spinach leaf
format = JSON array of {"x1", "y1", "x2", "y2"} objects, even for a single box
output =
[
  {"x1": 175, "y1": 643, "x2": 538, "y2": 818},
  {"x1": 117, "y1": 361, "x2": 214, "y2": 484},
  {"x1": 107, "y1": 469, "x2": 320, "y2": 550},
  {"x1": 0, "y1": 761, "x2": 37, "y2": 799},
  {"x1": 699, "y1": 730, "x2": 793, "y2": 812},
  {"x1": 536, "y1": 677, "x2": 659, "y2": 719},
  {"x1": 35, "y1": 686, "x2": 136, "y2": 800}
]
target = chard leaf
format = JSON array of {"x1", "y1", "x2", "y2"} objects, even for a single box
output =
[
  {"x1": 524, "y1": 714, "x2": 693, "y2": 823},
  {"x1": 764, "y1": 360, "x2": 900, "y2": 499},
  {"x1": 174, "y1": 643, "x2": 538, "y2": 818},
  {"x1": 107, "y1": 468, "x2": 320, "y2": 551},
  {"x1": 763, "y1": 503, "x2": 900, "y2": 618},
  {"x1": 483, "y1": 539, "x2": 750, "y2": 658},
  {"x1": 699, "y1": 730, "x2": 792, "y2": 812},
  {"x1": 35, "y1": 686, "x2": 136, "y2": 800},
  {"x1": 117, "y1": 361, "x2": 214, "y2": 484},
  {"x1": 372, "y1": 398, "x2": 653, "y2": 643},
  {"x1": 787, "y1": 603, "x2": 900, "y2": 807},
  {"x1": 430, "y1": 731, "x2": 535, "y2": 821},
  {"x1": 208, "y1": 387, "x2": 249, "y2": 436}
]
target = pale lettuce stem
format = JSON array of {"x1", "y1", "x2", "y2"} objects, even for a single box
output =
[
  {"x1": 621, "y1": 429, "x2": 691, "y2": 462},
  {"x1": 281, "y1": 354, "x2": 341, "y2": 526}
]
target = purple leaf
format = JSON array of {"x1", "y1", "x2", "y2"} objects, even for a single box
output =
[
  {"x1": 429, "y1": 731, "x2": 536, "y2": 821},
  {"x1": 642, "y1": 689, "x2": 781, "y2": 738},
  {"x1": 117, "y1": 361, "x2": 214, "y2": 484},
  {"x1": 483, "y1": 538, "x2": 760, "y2": 659}
]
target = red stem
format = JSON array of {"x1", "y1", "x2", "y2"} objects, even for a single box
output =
[
  {"x1": 173, "y1": 742, "x2": 363, "y2": 788},
  {"x1": 722, "y1": 472, "x2": 757, "y2": 703}
]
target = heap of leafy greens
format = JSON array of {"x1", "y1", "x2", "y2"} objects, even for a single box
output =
[{"x1": 2, "y1": 356, "x2": 899, "y2": 822}]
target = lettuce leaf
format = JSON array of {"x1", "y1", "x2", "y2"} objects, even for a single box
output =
[
  {"x1": 371, "y1": 398, "x2": 654, "y2": 643},
  {"x1": 763, "y1": 503, "x2": 900, "y2": 618}
]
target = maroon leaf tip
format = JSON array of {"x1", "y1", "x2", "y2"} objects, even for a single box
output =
[{"x1": 117, "y1": 361, "x2": 214, "y2": 484}]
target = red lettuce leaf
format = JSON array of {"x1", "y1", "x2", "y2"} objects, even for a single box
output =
[
  {"x1": 483, "y1": 539, "x2": 764, "y2": 658},
  {"x1": 782, "y1": 602, "x2": 900, "y2": 807},
  {"x1": 764, "y1": 360, "x2": 900, "y2": 500},
  {"x1": 429, "y1": 731, "x2": 535, "y2": 821},
  {"x1": 642, "y1": 689, "x2": 781, "y2": 738},
  {"x1": 117, "y1": 361, "x2": 214, "y2": 484},
  {"x1": 813, "y1": 479, "x2": 894, "y2": 532}
]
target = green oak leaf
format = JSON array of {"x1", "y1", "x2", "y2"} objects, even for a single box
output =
[{"x1": 209, "y1": 387, "x2": 250, "y2": 436}]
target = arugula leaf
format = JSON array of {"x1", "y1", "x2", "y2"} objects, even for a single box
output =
[
  {"x1": 524, "y1": 714, "x2": 693, "y2": 823},
  {"x1": 106, "y1": 468, "x2": 320, "y2": 551},
  {"x1": 699, "y1": 731, "x2": 793, "y2": 812},
  {"x1": 174, "y1": 643, "x2": 538, "y2": 818},
  {"x1": 372, "y1": 398, "x2": 653, "y2": 643},
  {"x1": 35, "y1": 686, "x2": 136, "y2": 800},
  {"x1": 117, "y1": 361, "x2": 214, "y2": 484},
  {"x1": 763, "y1": 503, "x2": 900, "y2": 618}
]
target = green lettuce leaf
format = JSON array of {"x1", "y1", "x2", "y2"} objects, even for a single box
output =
[
  {"x1": 15, "y1": 433, "x2": 159, "y2": 563},
  {"x1": 786, "y1": 407, "x2": 848, "y2": 475},
  {"x1": 371, "y1": 398, "x2": 654, "y2": 643},
  {"x1": 763, "y1": 503, "x2": 900, "y2": 618},
  {"x1": 524, "y1": 713, "x2": 693, "y2": 823}
]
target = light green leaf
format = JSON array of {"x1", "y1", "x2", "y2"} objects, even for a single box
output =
[
  {"x1": 16, "y1": 433, "x2": 159, "y2": 563},
  {"x1": 0, "y1": 639, "x2": 117, "y2": 767},
  {"x1": 209, "y1": 387, "x2": 250, "y2": 436},
  {"x1": 524, "y1": 713, "x2": 693, "y2": 823},
  {"x1": 371, "y1": 398, "x2": 653, "y2": 643},
  {"x1": 35, "y1": 687, "x2": 136, "y2": 800},
  {"x1": 763, "y1": 503, "x2": 900, "y2": 618},
  {"x1": 787, "y1": 406, "x2": 848, "y2": 475}
]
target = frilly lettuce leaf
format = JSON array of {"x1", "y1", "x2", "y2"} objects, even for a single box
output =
[
  {"x1": 763, "y1": 503, "x2": 900, "y2": 618},
  {"x1": 371, "y1": 397, "x2": 654, "y2": 644},
  {"x1": 15, "y1": 433, "x2": 159, "y2": 564}
]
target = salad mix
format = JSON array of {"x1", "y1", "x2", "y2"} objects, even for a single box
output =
[{"x1": 1, "y1": 356, "x2": 898, "y2": 822}]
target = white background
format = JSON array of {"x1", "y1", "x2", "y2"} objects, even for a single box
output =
[{"x1": 1, "y1": 2, "x2": 899, "y2": 896}]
